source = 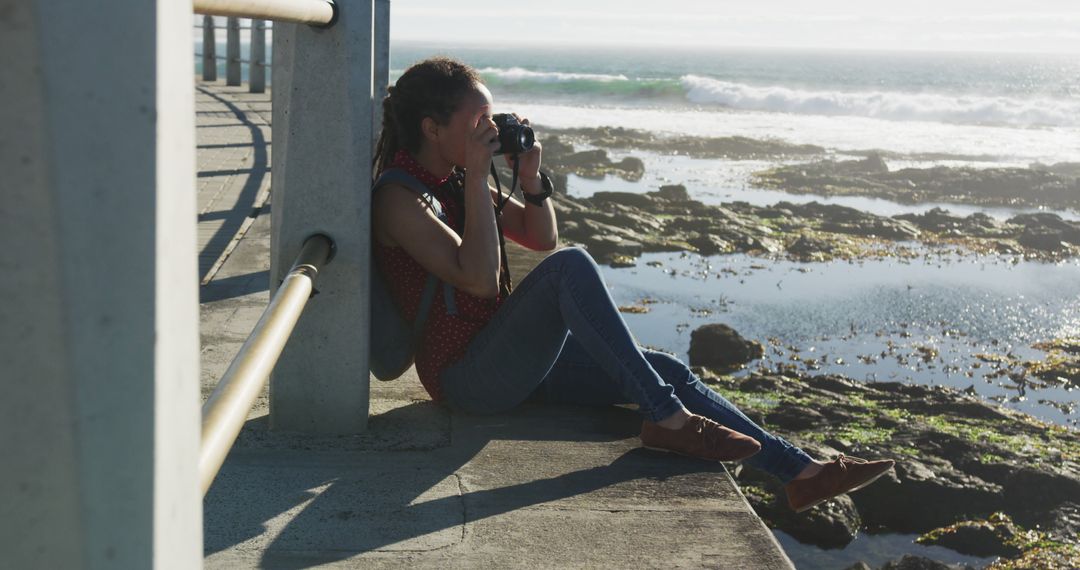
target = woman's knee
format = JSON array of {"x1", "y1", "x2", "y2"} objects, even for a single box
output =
[
  {"x1": 544, "y1": 246, "x2": 599, "y2": 274},
  {"x1": 643, "y1": 350, "x2": 694, "y2": 386}
]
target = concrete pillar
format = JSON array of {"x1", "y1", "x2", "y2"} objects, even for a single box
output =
[
  {"x1": 372, "y1": 0, "x2": 390, "y2": 140},
  {"x1": 226, "y1": 16, "x2": 241, "y2": 86},
  {"x1": 250, "y1": 20, "x2": 266, "y2": 93},
  {"x1": 270, "y1": 0, "x2": 376, "y2": 434},
  {"x1": 1, "y1": 0, "x2": 201, "y2": 568},
  {"x1": 203, "y1": 15, "x2": 217, "y2": 81}
]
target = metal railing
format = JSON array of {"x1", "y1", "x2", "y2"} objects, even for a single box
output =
[
  {"x1": 193, "y1": 0, "x2": 335, "y2": 26},
  {"x1": 197, "y1": 15, "x2": 271, "y2": 90},
  {"x1": 198, "y1": 234, "x2": 334, "y2": 495}
]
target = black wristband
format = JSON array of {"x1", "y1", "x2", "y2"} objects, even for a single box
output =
[{"x1": 522, "y1": 171, "x2": 554, "y2": 206}]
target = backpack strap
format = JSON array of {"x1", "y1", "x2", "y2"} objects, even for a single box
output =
[
  {"x1": 374, "y1": 168, "x2": 445, "y2": 221},
  {"x1": 412, "y1": 273, "x2": 440, "y2": 344},
  {"x1": 373, "y1": 167, "x2": 455, "y2": 344}
]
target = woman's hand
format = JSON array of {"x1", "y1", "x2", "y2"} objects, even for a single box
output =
[
  {"x1": 504, "y1": 115, "x2": 542, "y2": 181},
  {"x1": 466, "y1": 115, "x2": 501, "y2": 175}
]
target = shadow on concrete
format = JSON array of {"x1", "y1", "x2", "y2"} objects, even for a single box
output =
[
  {"x1": 196, "y1": 85, "x2": 269, "y2": 281},
  {"x1": 200, "y1": 270, "x2": 270, "y2": 303},
  {"x1": 198, "y1": 167, "x2": 270, "y2": 179},
  {"x1": 203, "y1": 402, "x2": 723, "y2": 567},
  {"x1": 198, "y1": 142, "x2": 271, "y2": 150}
]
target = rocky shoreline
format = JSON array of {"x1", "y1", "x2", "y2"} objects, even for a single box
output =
[
  {"x1": 514, "y1": 128, "x2": 1080, "y2": 567},
  {"x1": 514, "y1": 131, "x2": 1080, "y2": 263},
  {"x1": 684, "y1": 325, "x2": 1080, "y2": 569},
  {"x1": 546, "y1": 184, "x2": 1080, "y2": 266},
  {"x1": 752, "y1": 155, "x2": 1080, "y2": 213},
  {"x1": 531, "y1": 127, "x2": 1080, "y2": 218}
]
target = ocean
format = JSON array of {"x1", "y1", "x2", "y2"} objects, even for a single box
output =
[{"x1": 395, "y1": 42, "x2": 1080, "y2": 166}]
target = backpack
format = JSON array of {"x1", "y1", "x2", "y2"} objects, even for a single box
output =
[{"x1": 369, "y1": 168, "x2": 456, "y2": 381}]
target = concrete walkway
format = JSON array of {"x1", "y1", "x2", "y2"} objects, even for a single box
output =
[{"x1": 195, "y1": 80, "x2": 795, "y2": 569}]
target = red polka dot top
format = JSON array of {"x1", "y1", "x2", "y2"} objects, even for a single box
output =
[{"x1": 373, "y1": 150, "x2": 505, "y2": 401}]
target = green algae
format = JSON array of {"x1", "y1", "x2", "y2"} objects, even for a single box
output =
[{"x1": 918, "y1": 513, "x2": 1080, "y2": 570}]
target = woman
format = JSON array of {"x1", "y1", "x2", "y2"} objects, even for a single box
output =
[{"x1": 372, "y1": 57, "x2": 893, "y2": 513}]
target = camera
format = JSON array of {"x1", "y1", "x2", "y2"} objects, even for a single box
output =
[{"x1": 491, "y1": 113, "x2": 535, "y2": 156}]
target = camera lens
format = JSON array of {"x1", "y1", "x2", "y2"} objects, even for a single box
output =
[{"x1": 519, "y1": 128, "x2": 535, "y2": 152}]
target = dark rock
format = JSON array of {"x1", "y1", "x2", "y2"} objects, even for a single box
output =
[
  {"x1": 687, "y1": 234, "x2": 735, "y2": 256},
  {"x1": 878, "y1": 555, "x2": 962, "y2": 570},
  {"x1": 1012, "y1": 502, "x2": 1080, "y2": 541},
  {"x1": 539, "y1": 134, "x2": 575, "y2": 156},
  {"x1": 1003, "y1": 467, "x2": 1080, "y2": 513},
  {"x1": 754, "y1": 158, "x2": 1080, "y2": 212},
  {"x1": 766, "y1": 404, "x2": 826, "y2": 431},
  {"x1": 807, "y1": 374, "x2": 870, "y2": 395},
  {"x1": 688, "y1": 324, "x2": 765, "y2": 368},
  {"x1": 612, "y1": 156, "x2": 645, "y2": 179},
  {"x1": 590, "y1": 191, "x2": 655, "y2": 209},
  {"x1": 546, "y1": 147, "x2": 648, "y2": 182},
  {"x1": 860, "y1": 153, "x2": 890, "y2": 174},
  {"x1": 819, "y1": 219, "x2": 921, "y2": 240},
  {"x1": 787, "y1": 234, "x2": 835, "y2": 259},
  {"x1": 742, "y1": 374, "x2": 783, "y2": 391},
  {"x1": 649, "y1": 184, "x2": 691, "y2": 202},
  {"x1": 754, "y1": 493, "x2": 861, "y2": 549},
  {"x1": 1018, "y1": 228, "x2": 1071, "y2": 251},
  {"x1": 541, "y1": 125, "x2": 826, "y2": 159},
  {"x1": 917, "y1": 515, "x2": 1024, "y2": 558},
  {"x1": 581, "y1": 234, "x2": 643, "y2": 258},
  {"x1": 733, "y1": 235, "x2": 783, "y2": 254},
  {"x1": 893, "y1": 208, "x2": 1014, "y2": 238},
  {"x1": 1031, "y1": 161, "x2": 1080, "y2": 178},
  {"x1": 758, "y1": 207, "x2": 794, "y2": 219},
  {"x1": 843, "y1": 563, "x2": 874, "y2": 570},
  {"x1": 852, "y1": 458, "x2": 1004, "y2": 532}
]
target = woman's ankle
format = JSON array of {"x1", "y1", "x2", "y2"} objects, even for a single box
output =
[
  {"x1": 655, "y1": 408, "x2": 692, "y2": 430},
  {"x1": 792, "y1": 460, "x2": 826, "y2": 481}
]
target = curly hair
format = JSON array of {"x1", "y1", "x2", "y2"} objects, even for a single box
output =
[{"x1": 373, "y1": 57, "x2": 484, "y2": 177}]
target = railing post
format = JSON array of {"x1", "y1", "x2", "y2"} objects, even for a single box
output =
[
  {"x1": 2, "y1": 0, "x2": 201, "y2": 567},
  {"x1": 250, "y1": 20, "x2": 266, "y2": 93},
  {"x1": 270, "y1": 0, "x2": 376, "y2": 434},
  {"x1": 203, "y1": 15, "x2": 217, "y2": 81},
  {"x1": 373, "y1": 0, "x2": 390, "y2": 142},
  {"x1": 226, "y1": 16, "x2": 241, "y2": 86}
]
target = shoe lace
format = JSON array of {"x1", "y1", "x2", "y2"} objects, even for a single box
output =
[
  {"x1": 700, "y1": 418, "x2": 733, "y2": 449},
  {"x1": 835, "y1": 454, "x2": 869, "y2": 472}
]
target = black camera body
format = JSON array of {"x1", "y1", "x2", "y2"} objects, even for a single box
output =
[{"x1": 492, "y1": 113, "x2": 535, "y2": 156}]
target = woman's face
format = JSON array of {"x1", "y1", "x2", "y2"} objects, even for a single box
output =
[{"x1": 433, "y1": 82, "x2": 494, "y2": 168}]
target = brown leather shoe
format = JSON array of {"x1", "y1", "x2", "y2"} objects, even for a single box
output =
[
  {"x1": 785, "y1": 454, "x2": 895, "y2": 513},
  {"x1": 640, "y1": 415, "x2": 761, "y2": 462}
]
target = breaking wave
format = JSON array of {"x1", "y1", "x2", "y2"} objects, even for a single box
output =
[{"x1": 680, "y1": 75, "x2": 1080, "y2": 127}]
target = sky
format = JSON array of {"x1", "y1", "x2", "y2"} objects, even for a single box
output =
[{"x1": 390, "y1": 1, "x2": 1080, "y2": 54}]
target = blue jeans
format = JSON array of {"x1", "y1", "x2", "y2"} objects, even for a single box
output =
[{"x1": 440, "y1": 247, "x2": 813, "y2": 483}]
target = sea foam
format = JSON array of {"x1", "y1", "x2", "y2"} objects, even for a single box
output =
[
  {"x1": 478, "y1": 66, "x2": 629, "y2": 83},
  {"x1": 680, "y1": 75, "x2": 1080, "y2": 127}
]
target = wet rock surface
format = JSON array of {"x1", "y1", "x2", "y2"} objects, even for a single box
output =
[
  {"x1": 695, "y1": 344, "x2": 1080, "y2": 568},
  {"x1": 548, "y1": 186, "x2": 1079, "y2": 266},
  {"x1": 539, "y1": 127, "x2": 827, "y2": 160},
  {"x1": 687, "y1": 323, "x2": 765, "y2": 370},
  {"x1": 915, "y1": 513, "x2": 1025, "y2": 558},
  {"x1": 752, "y1": 155, "x2": 1080, "y2": 212}
]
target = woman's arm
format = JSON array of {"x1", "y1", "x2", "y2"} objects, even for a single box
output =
[
  {"x1": 491, "y1": 175, "x2": 558, "y2": 251},
  {"x1": 492, "y1": 118, "x2": 558, "y2": 251}
]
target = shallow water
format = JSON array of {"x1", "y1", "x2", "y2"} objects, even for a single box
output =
[
  {"x1": 601, "y1": 250, "x2": 1080, "y2": 426},
  {"x1": 563, "y1": 149, "x2": 1080, "y2": 221},
  {"x1": 774, "y1": 530, "x2": 997, "y2": 569}
]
